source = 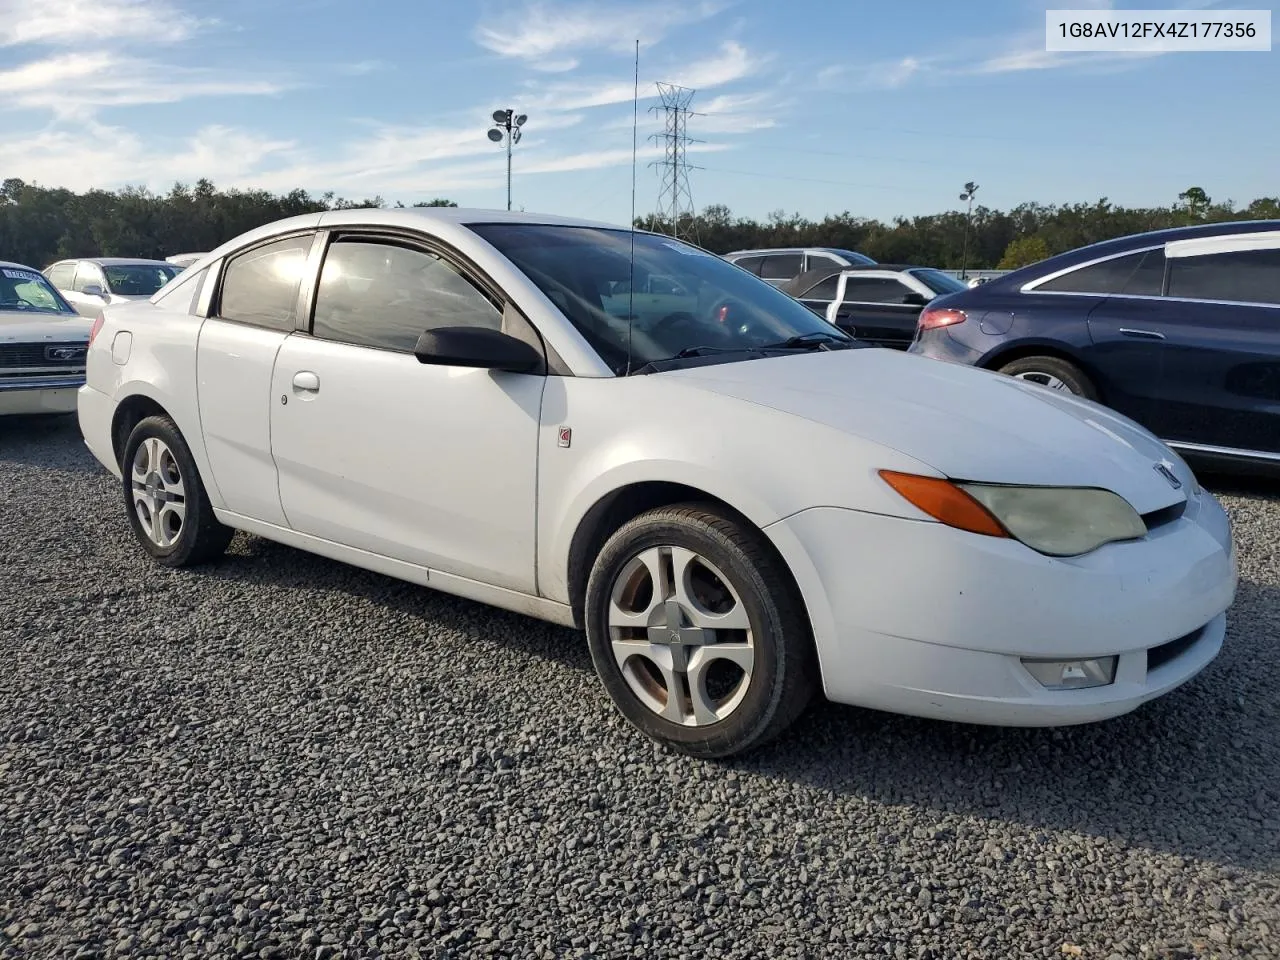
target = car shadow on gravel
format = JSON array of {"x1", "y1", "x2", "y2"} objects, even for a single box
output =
[
  {"x1": 202, "y1": 527, "x2": 1278, "y2": 874},
  {"x1": 0, "y1": 413, "x2": 101, "y2": 475},
  {"x1": 738, "y1": 577, "x2": 1280, "y2": 874},
  {"x1": 203, "y1": 533, "x2": 596, "y2": 675}
]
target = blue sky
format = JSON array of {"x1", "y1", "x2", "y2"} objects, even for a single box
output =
[{"x1": 0, "y1": 0, "x2": 1274, "y2": 224}]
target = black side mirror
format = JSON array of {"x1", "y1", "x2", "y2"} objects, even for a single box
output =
[
  {"x1": 413, "y1": 326, "x2": 542, "y2": 373},
  {"x1": 901, "y1": 292, "x2": 929, "y2": 306}
]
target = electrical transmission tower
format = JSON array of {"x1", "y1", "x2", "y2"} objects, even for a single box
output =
[{"x1": 648, "y1": 82, "x2": 701, "y2": 240}]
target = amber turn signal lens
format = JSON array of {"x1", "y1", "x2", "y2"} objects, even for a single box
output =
[{"x1": 878, "y1": 470, "x2": 1009, "y2": 538}]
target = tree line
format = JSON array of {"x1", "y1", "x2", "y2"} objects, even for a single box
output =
[{"x1": 1, "y1": 176, "x2": 1276, "y2": 271}]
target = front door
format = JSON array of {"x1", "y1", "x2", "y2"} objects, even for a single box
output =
[
  {"x1": 829, "y1": 275, "x2": 925, "y2": 348},
  {"x1": 269, "y1": 234, "x2": 545, "y2": 594}
]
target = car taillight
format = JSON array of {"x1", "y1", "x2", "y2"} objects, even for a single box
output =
[
  {"x1": 918, "y1": 307, "x2": 967, "y2": 331},
  {"x1": 88, "y1": 316, "x2": 105, "y2": 345}
]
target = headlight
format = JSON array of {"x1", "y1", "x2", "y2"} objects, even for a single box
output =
[
  {"x1": 957, "y1": 484, "x2": 1146, "y2": 557},
  {"x1": 879, "y1": 471, "x2": 1146, "y2": 558}
]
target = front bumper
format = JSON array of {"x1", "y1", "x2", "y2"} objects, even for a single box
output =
[
  {"x1": 766, "y1": 491, "x2": 1237, "y2": 726},
  {"x1": 0, "y1": 375, "x2": 85, "y2": 415}
]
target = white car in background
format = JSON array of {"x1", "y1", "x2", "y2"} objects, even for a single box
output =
[
  {"x1": 44, "y1": 258, "x2": 182, "y2": 320},
  {"x1": 77, "y1": 208, "x2": 1236, "y2": 758},
  {"x1": 0, "y1": 262, "x2": 91, "y2": 416},
  {"x1": 166, "y1": 253, "x2": 208, "y2": 270}
]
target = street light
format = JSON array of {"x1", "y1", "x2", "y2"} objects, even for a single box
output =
[
  {"x1": 488, "y1": 108, "x2": 527, "y2": 212},
  {"x1": 959, "y1": 180, "x2": 979, "y2": 280}
]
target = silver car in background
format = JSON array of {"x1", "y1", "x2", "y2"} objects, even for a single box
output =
[{"x1": 43, "y1": 258, "x2": 181, "y2": 319}]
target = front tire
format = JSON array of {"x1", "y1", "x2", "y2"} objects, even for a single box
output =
[
  {"x1": 121, "y1": 415, "x2": 233, "y2": 567},
  {"x1": 584, "y1": 503, "x2": 817, "y2": 758},
  {"x1": 998, "y1": 355, "x2": 1098, "y2": 400}
]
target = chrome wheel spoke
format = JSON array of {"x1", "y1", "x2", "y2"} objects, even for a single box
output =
[
  {"x1": 606, "y1": 541, "x2": 757, "y2": 729},
  {"x1": 129, "y1": 436, "x2": 186, "y2": 548}
]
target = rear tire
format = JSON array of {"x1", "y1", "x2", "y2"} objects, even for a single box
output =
[
  {"x1": 584, "y1": 503, "x2": 818, "y2": 759},
  {"x1": 998, "y1": 355, "x2": 1098, "y2": 401},
  {"x1": 121, "y1": 415, "x2": 233, "y2": 567}
]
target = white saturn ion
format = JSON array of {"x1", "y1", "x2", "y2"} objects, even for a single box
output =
[{"x1": 77, "y1": 209, "x2": 1237, "y2": 758}]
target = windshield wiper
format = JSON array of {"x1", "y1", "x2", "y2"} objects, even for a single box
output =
[
  {"x1": 758, "y1": 331, "x2": 855, "y2": 351},
  {"x1": 628, "y1": 345, "x2": 764, "y2": 375}
]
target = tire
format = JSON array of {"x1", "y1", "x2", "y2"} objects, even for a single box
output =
[
  {"x1": 120, "y1": 415, "x2": 233, "y2": 567},
  {"x1": 997, "y1": 355, "x2": 1098, "y2": 401},
  {"x1": 584, "y1": 503, "x2": 818, "y2": 759}
]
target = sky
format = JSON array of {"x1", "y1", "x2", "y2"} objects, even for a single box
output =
[{"x1": 0, "y1": 0, "x2": 1275, "y2": 225}]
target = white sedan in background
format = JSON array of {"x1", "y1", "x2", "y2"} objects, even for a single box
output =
[{"x1": 77, "y1": 208, "x2": 1237, "y2": 758}]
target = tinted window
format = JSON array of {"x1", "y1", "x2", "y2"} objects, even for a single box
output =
[
  {"x1": 72, "y1": 262, "x2": 104, "y2": 293},
  {"x1": 312, "y1": 239, "x2": 503, "y2": 352},
  {"x1": 733, "y1": 255, "x2": 765, "y2": 275},
  {"x1": 760, "y1": 254, "x2": 804, "y2": 281},
  {"x1": 46, "y1": 263, "x2": 75, "y2": 289},
  {"x1": 102, "y1": 263, "x2": 179, "y2": 296},
  {"x1": 1036, "y1": 249, "x2": 1165, "y2": 296},
  {"x1": 218, "y1": 235, "x2": 312, "y2": 331},
  {"x1": 1167, "y1": 248, "x2": 1280, "y2": 305},
  {"x1": 909, "y1": 268, "x2": 969, "y2": 295},
  {"x1": 842, "y1": 277, "x2": 915, "y2": 304},
  {"x1": 806, "y1": 255, "x2": 840, "y2": 274},
  {"x1": 801, "y1": 276, "x2": 839, "y2": 300}
]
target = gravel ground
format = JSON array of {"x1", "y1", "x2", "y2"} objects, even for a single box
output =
[{"x1": 1, "y1": 414, "x2": 1278, "y2": 960}]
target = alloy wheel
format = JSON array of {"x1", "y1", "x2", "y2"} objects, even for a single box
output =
[
  {"x1": 1013, "y1": 370, "x2": 1071, "y2": 392},
  {"x1": 130, "y1": 437, "x2": 186, "y2": 547},
  {"x1": 607, "y1": 545, "x2": 755, "y2": 727}
]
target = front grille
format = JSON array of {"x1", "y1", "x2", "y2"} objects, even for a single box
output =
[
  {"x1": 1147, "y1": 625, "x2": 1205, "y2": 672},
  {"x1": 0, "y1": 341, "x2": 88, "y2": 368},
  {"x1": 1142, "y1": 500, "x2": 1187, "y2": 532}
]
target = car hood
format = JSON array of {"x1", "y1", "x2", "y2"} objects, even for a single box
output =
[
  {"x1": 0, "y1": 310, "x2": 92, "y2": 342},
  {"x1": 666, "y1": 348, "x2": 1190, "y2": 515}
]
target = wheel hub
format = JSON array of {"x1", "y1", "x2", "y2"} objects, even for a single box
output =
[{"x1": 607, "y1": 545, "x2": 756, "y2": 727}]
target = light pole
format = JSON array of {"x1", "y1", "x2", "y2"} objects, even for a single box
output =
[
  {"x1": 487, "y1": 108, "x2": 527, "y2": 211},
  {"x1": 959, "y1": 181, "x2": 979, "y2": 280}
]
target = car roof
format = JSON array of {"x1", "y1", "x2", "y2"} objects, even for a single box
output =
[
  {"x1": 978, "y1": 218, "x2": 1280, "y2": 292},
  {"x1": 80, "y1": 257, "x2": 180, "y2": 266},
  {"x1": 0, "y1": 260, "x2": 42, "y2": 272}
]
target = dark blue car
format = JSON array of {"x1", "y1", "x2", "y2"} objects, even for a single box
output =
[{"x1": 908, "y1": 220, "x2": 1280, "y2": 473}]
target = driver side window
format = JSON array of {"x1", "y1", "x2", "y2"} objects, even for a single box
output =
[
  {"x1": 311, "y1": 238, "x2": 504, "y2": 353},
  {"x1": 73, "y1": 262, "x2": 105, "y2": 293}
]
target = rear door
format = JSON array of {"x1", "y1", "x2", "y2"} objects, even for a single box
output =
[
  {"x1": 829, "y1": 274, "x2": 927, "y2": 348},
  {"x1": 196, "y1": 231, "x2": 319, "y2": 527},
  {"x1": 1080, "y1": 236, "x2": 1280, "y2": 455},
  {"x1": 1155, "y1": 237, "x2": 1280, "y2": 455}
]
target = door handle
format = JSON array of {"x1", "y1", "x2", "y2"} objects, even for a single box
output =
[
  {"x1": 292, "y1": 371, "x2": 320, "y2": 392},
  {"x1": 1119, "y1": 328, "x2": 1166, "y2": 341}
]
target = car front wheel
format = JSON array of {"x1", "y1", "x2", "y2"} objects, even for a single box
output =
[
  {"x1": 584, "y1": 503, "x2": 817, "y2": 758},
  {"x1": 121, "y1": 415, "x2": 233, "y2": 567}
]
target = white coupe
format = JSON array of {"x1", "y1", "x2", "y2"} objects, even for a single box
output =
[{"x1": 77, "y1": 209, "x2": 1237, "y2": 757}]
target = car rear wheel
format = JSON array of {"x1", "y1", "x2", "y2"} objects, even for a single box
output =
[
  {"x1": 998, "y1": 355, "x2": 1098, "y2": 401},
  {"x1": 584, "y1": 503, "x2": 817, "y2": 758},
  {"x1": 121, "y1": 415, "x2": 233, "y2": 567}
]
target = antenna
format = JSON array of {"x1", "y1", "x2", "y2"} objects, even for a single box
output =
[{"x1": 625, "y1": 39, "x2": 639, "y2": 376}]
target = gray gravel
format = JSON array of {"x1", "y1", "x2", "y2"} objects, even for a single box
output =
[{"x1": 1, "y1": 414, "x2": 1278, "y2": 960}]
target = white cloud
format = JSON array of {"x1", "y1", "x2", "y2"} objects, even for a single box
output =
[
  {"x1": 473, "y1": 0, "x2": 724, "y2": 71},
  {"x1": 522, "y1": 41, "x2": 759, "y2": 113},
  {"x1": 0, "y1": 0, "x2": 202, "y2": 46},
  {"x1": 0, "y1": 52, "x2": 291, "y2": 116}
]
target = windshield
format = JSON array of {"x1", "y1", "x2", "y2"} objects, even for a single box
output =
[
  {"x1": 103, "y1": 263, "x2": 180, "y2": 296},
  {"x1": 469, "y1": 224, "x2": 854, "y2": 374},
  {"x1": 909, "y1": 268, "x2": 969, "y2": 295},
  {"x1": 0, "y1": 267, "x2": 74, "y2": 314}
]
